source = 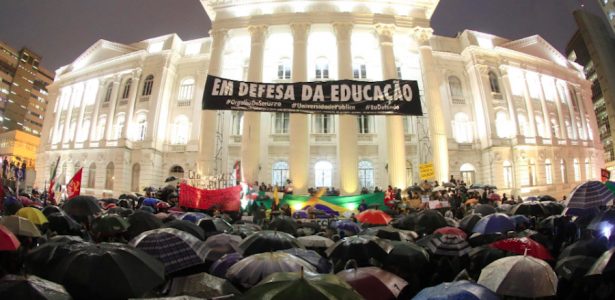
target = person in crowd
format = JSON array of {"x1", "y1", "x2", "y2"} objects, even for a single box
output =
[{"x1": 358, "y1": 199, "x2": 368, "y2": 212}]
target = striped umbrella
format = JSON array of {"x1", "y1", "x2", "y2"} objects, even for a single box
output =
[
  {"x1": 426, "y1": 234, "x2": 471, "y2": 257},
  {"x1": 129, "y1": 228, "x2": 207, "y2": 274},
  {"x1": 565, "y1": 181, "x2": 614, "y2": 209}
]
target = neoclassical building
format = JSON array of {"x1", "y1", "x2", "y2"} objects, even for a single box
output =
[{"x1": 35, "y1": 0, "x2": 603, "y2": 199}]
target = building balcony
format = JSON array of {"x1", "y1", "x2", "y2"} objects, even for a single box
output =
[
  {"x1": 311, "y1": 133, "x2": 336, "y2": 144},
  {"x1": 358, "y1": 133, "x2": 377, "y2": 143},
  {"x1": 269, "y1": 134, "x2": 289, "y2": 143},
  {"x1": 177, "y1": 100, "x2": 191, "y2": 107},
  {"x1": 164, "y1": 143, "x2": 187, "y2": 152},
  {"x1": 139, "y1": 96, "x2": 150, "y2": 102}
]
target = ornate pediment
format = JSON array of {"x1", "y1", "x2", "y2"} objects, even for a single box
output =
[
  {"x1": 69, "y1": 40, "x2": 140, "y2": 71},
  {"x1": 500, "y1": 35, "x2": 569, "y2": 67}
]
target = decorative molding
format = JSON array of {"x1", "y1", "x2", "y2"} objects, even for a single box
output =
[{"x1": 411, "y1": 26, "x2": 433, "y2": 46}]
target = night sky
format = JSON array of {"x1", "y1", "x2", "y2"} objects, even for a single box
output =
[{"x1": 0, "y1": 0, "x2": 604, "y2": 71}]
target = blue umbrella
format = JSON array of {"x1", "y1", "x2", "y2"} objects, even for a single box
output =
[
  {"x1": 180, "y1": 212, "x2": 210, "y2": 223},
  {"x1": 413, "y1": 280, "x2": 499, "y2": 300},
  {"x1": 142, "y1": 198, "x2": 160, "y2": 207},
  {"x1": 565, "y1": 181, "x2": 614, "y2": 209},
  {"x1": 334, "y1": 220, "x2": 361, "y2": 235},
  {"x1": 511, "y1": 215, "x2": 530, "y2": 227},
  {"x1": 209, "y1": 252, "x2": 243, "y2": 278},
  {"x1": 472, "y1": 213, "x2": 515, "y2": 234}
]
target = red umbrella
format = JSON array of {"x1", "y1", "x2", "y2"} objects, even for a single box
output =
[
  {"x1": 488, "y1": 193, "x2": 501, "y2": 202},
  {"x1": 337, "y1": 265, "x2": 407, "y2": 300},
  {"x1": 356, "y1": 210, "x2": 392, "y2": 225},
  {"x1": 490, "y1": 237, "x2": 553, "y2": 260},
  {"x1": 434, "y1": 226, "x2": 468, "y2": 239},
  {"x1": 0, "y1": 224, "x2": 20, "y2": 251}
]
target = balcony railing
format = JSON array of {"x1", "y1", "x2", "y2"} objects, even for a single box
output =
[
  {"x1": 139, "y1": 96, "x2": 150, "y2": 102},
  {"x1": 177, "y1": 100, "x2": 191, "y2": 107}
]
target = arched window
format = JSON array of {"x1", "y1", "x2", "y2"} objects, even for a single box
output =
[
  {"x1": 172, "y1": 115, "x2": 190, "y2": 144},
  {"x1": 142, "y1": 75, "x2": 154, "y2": 96},
  {"x1": 551, "y1": 118, "x2": 560, "y2": 139},
  {"x1": 585, "y1": 158, "x2": 591, "y2": 180},
  {"x1": 313, "y1": 114, "x2": 333, "y2": 134},
  {"x1": 105, "y1": 162, "x2": 114, "y2": 190},
  {"x1": 273, "y1": 112, "x2": 289, "y2": 134},
  {"x1": 131, "y1": 164, "x2": 140, "y2": 192},
  {"x1": 272, "y1": 161, "x2": 289, "y2": 186},
  {"x1": 495, "y1": 111, "x2": 511, "y2": 138},
  {"x1": 448, "y1": 76, "x2": 464, "y2": 103},
  {"x1": 353, "y1": 57, "x2": 367, "y2": 79},
  {"x1": 277, "y1": 58, "x2": 291, "y2": 80},
  {"x1": 358, "y1": 160, "x2": 374, "y2": 188},
  {"x1": 503, "y1": 160, "x2": 513, "y2": 188},
  {"x1": 169, "y1": 165, "x2": 185, "y2": 178},
  {"x1": 315, "y1": 57, "x2": 329, "y2": 80},
  {"x1": 573, "y1": 159, "x2": 581, "y2": 181},
  {"x1": 87, "y1": 163, "x2": 96, "y2": 188},
  {"x1": 488, "y1": 71, "x2": 501, "y2": 94},
  {"x1": 103, "y1": 83, "x2": 113, "y2": 103},
  {"x1": 113, "y1": 114, "x2": 125, "y2": 140},
  {"x1": 178, "y1": 78, "x2": 195, "y2": 101},
  {"x1": 96, "y1": 115, "x2": 106, "y2": 141},
  {"x1": 560, "y1": 159, "x2": 567, "y2": 183},
  {"x1": 133, "y1": 113, "x2": 147, "y2": 141},
  {"x1": 577, "y1": 120, "x2": 585, "y2": 140},
  {"x1": 545, "y1": 159, "x2": 553, "y2": 185},
  {"x1": 452, "y1": 112, "x2": 473, "y2": 143},
  {"x1": 77, "y1": 118, "x2": 91, "y2": 142},
  {"x1": 121, "y1": 79, "x2": 132, "y2": 99},
  {"x1": 535, "y1": 115, "x2": 545, "y2": 138},
  {"x1": 460, "y1": 163, "x2": 475, "y2": 185},
  {"x1": 314, "y1": 161, "x2": 333, "y2": 187},
  {"x1": 518, "y1": 114, "x2": 530, "y2": 137},
  {"x1": 529, "y1": 159, "x2": 537, "y2": 186},
  {"x1": 358, "y1": 115, "x2": 373, "y2": 134},
  {"x1": 231, "y1": 111, "x2": 243, "y2": 135}
]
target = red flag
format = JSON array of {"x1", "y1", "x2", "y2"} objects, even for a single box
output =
[
  {"x1": 66, "y1": 168, "x2": 83, "y2": 200},
  {"x1": 601, "y1": 168, "x2": 611, "y2": 183}
]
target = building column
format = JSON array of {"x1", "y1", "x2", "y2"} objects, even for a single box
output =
[
  {"x1": 200, "y1": 28, "x2": 228, "y2": 176},
  {"x1": 537, "y1": 76, "x2": 552, "y2": 140},
  {"x1": 87, "y1": 81, "x2": 105, "y2": 143},
  {"x1": 289, "y1": 23, "x2": 311, "y2": 194},
  {"x1": 51, "y1": 90, "x2": 63, "y2": 143},
  {"x1": 61, "y1": 87, "x2": 74, "y2": 143},
  {"x1": 552, "y1": 79, "x2": 568, "y2": 140},
  {"x1": 499, "y1": 66, "x2": 520, "y2": 137},
  {"x1": 412, "y1": 26, "x2": 447, "y2": 183},
  {"x1": 122, "y1": 69, "x2": 142, "y2": 140},
  {"x1": 333, "y1": 22, "x2": 359, "y2": 195},
  {"x1": 104, "y1": 78, "x2": 121, "y2": 141},
  {"x1": 521, "y1": 71, "x2": 537, "y2": 137},
  {"x1": 564, "y1": 84, "x2": 579, "y2": 140},
  {"x1": 241, "y1": 25, "x2": 268, "y2": 184},
  {"x1": 74, "y1": 84, "x2": 88, "y2": 143},
  {"x1": 576, "y1": 87, "x2": 589, "y2": 140}
]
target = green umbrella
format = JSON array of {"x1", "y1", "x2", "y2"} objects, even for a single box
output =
[
  {"x1": 240, "y1": 270, "x2": 363, "y2": 300},
  {"x1": 91, "y1": 214, "x2": 129, "y2": 236}
]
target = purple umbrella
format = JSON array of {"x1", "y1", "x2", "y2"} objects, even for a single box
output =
[
  {"x1": 510, "y1": 215, "x2": 530, "y2": 227},
  {"x1": 472, "y1": 213, "x2": 515, "y2": 234},
  {"x1": 313, "y1": 204, "x2": 340, "y2": 217},
  {"x1": 180, "y1": 212, "x2": 210, "y2": 223},
  {"x1": 209, "y1": 252, "x2": 243, "y2": 278},
  {"x1": 293, "y1": 210, "x2": 308, "y2": 219},
  {"x1": 280, "y1": 248, "x2": 331, "y2": 273},
  {"x1": 335, "y1": 221, "x2": 361, "y2": 235}
]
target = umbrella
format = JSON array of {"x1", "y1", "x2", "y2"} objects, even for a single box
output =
[
  {"x1": 142, "y1": 197, "x2": 160, "y2": 208},
  {"x1": 432, "y1": 186, "x2": 447, "y2": 192},
  {"x1": 413, "y1": 280, "x2": 499, "y2": 300},
  {"x1": 91, "y1": 214, "x2": 129, "y2": 236},
  {"x1": 0, "y1": 225, "x2": 20, "y2": 251},
  {"x1": 281, "y1": 248, "x2": 332, "y2": 273},
  {"x1": 163, "y1": 219, "x2": 206, "y2": 240},
  {"x1": 555, "y1": 255, "x2": 597, "y2": 280},
  {"x1": 459, "y1": 214, "x2": 482, "y2": 233},
  {"x1": 468, "y1": 232, "x2": 505, "y2": 247},
  {"x1": 126, "y1": 210, "x2": 163, "y2": 240},
  {"x1": 0, "y1": 274, "x2": 71, "y2": 300},
  {"x1": 488, "y1": 193, "x2": 501, "y2": 202},
  {"x1": 209, "y1": 252, "x2": 243, "y2": 278},
  {"x1": 129, "y1": 228, "x2": 207, "y2": 274},
  {"x1": 470, "y1": 183, "x2": 486, "y2": 189},
  {"x1": 525, "y1": 196, "x2": 538, "y2": 202},
  {"x1": 3, "y1": 197, "x2": 23, "y2": 215},
  {"x1": 47, "y1": 212, "x2": 82, "y2": 235},
  {"x1": 443, "y1": 182, "x2": 456, "y2": 188},
  {"x1": 464, "y1": 198, "x2": 479, "y2": 206},
  {"x1": 542, "y1": 201, "x2": 565, "y2": 215},
  {"x1": 179, "y1": 212, "x2": 209, "y2": 223},
  {"x1": 510, "y1": 215, "x2": 530, "y2": 227},
  {"x1": 267, "y1": 216, "x2": 298, "y2": 235},
  {"x1": 229, "y1": 223, "x2": 261, "y2": 239},
  {"x1": 326, "y1": 235, "x2": 392, "y2": 264},
  {"x1": 15, "y1": 207, "x2": 48, "y2": 225},
  {"x1": 198, "y1": 217, "x2": 232, "y2": 233},
  {"x1": 406, "y1": 210, "x2": 448, "y2": 235},
  {"x1": 468, "y1": 246, "x2": 511, "y2": 279},
  {"x1": 472, "y1": 204, "x2": 496, "y2": 216},
  {"x1": 26, "y1": 239, "x2": 91, "y2": 281},
  {"x1": 538, "y1": 195, "x2": 557, "y2": 202},
  {"x1": 334, "y1": 220, "x2": 362, "y2": 235},
  {"x1": 359, "y1": 226, "x2": 417, "y2": 241},
  {"x1": 41, "y1": 206, "x2": 63, "y2": 217},
  {"x1": 241, "y1": 270, "x2": 363, "y2": 299},
  {"x1": 337, "y1": 266, "x2": 407, "y2": 300},
  {"x1": 587, "y1": 207, "x2": 615, "y2": 231},
  {"x1": 54, "y1": 242, "x2": 165, "y2": 300},
  {"x1": 62, "y1": 195, "x2": 101, "y2": 219},
  {"x1": 489, "y1": 237, "x2": 553, "y2": 260},
  {"x1": 559, "y1": 238, "x2": 608, "y2": 259},
  {"x1": 239, "y1": 230, "x2": 303, "y2": 256},
  {"x1": 565, "y1": 181, "x2": 614, "y2": 209},
  {"x1": 434, "y1": 226, "x2": 467, "y2": 239},
  {"x1": 298, "y1": 235, "x2": 335, "y2": 249},
  {"x1": 356, "y1": 209, "x2": 392, "y2": 225},
  {"x1": 563, "y1": 206, "x2": 601, "y2": 217},
  {"x1": 472, "y1": 213, "x2": 515, "y2": 234},
  {"x1": 0, "y1": 215, "x2": 41, "y2": 237},
  {"x1": 204, "y1": 233, "x2": 242, "y2": 254},
  {"x1": 478, "y1": 255, "x2": 558, "y2": 298},
  {"x1": 586, "y1": 248, "x2": 615, "y2": 276},
  {"x1": 384, "y1": 241, "x2": 429, "y2": 272},
  {"x1": 426, "y1": 234, "x2": 471, "y2": 257},
  {"x1": 226, "y1": 252, "x2": 316, "y2": 289},
  {"x1": 168, "y1": 272, "x2": 241, "y2": 299},
  {"x1": 511, "y1": 202, "x2": 548, "y2": 217}
]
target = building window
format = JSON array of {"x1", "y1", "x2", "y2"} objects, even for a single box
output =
[
  {"x1": 573, "y1": 159, "x2": 581, "y2": 181},
  {"x1": 587, "y1": 120, "x2": 593, "y2": 140},
  {"x1": 358, "y1": 115, "x2": 373, "y2": 134},
  {"x1": 495, "y1": 111, "x2": 511, "y2": 138},
  {"x1": 133, "y1": 113, "x2": 147, "y2": 141},
  {"x1": 448, "y1": 76, "x2": 464, "y2": 103},
  {"x1": 566, "y1": 120, "x2": 574, "y2": 139},
  {"x1": 87, "y1": 163, "x2": 96, "y2": 188},
  {"x1": 314, "y1": 160, "x2": 333, "y2": 187},
  {"x1": 503, "y1": 160, "x2": 513, "y2": 188},
  {"x1": 277, "y1": 58, "x2": 291, "y2": 80},
  {"x1": 68, "y1": 120, "x2": 77, "y2": 142},
  {"x1": 535, "y1": 115, "x2": 546, "y2": 138},
  {"x1": 561, "y1": 159, "x2": 567, "y2": 183},
  {"x1": 313, "y1": 114, "x2": 333, "y2": 134},
  {"x1": 273, "y1": 112, "x2": 289, "y2": 134},
  {"x1": 529, "y1": 159, "x2": 537, "y2": 186},
  {"x1": 460, "y1": 163, "x2": 475, "y2": 185},
  {"x1": 142, "y1": 75, "x2": 154, "y2": 96},
  {"x1": 172, "y1": 115, "x2": 189, "y2": 145},
  {"x1": 452, "y1": 112, "x2": 473, "y2": 143},
  {"x1": 542, "y1": 78, "x2": 556, "y2": 102},
  {"x1": 77, "y1": 118, "x2": 91, "y2": 142},
  {"x1": 358, "y1": 160, "x2": 374, "y2": 188},
  {"x1": 353, "y1": 58, "x2": 367, "y2": 79},
  {"x1": 113, "y1": 114, "x2": 125, "y2": 140},
  {"x1": 518, "y1": 114, "x2": 530, "y2": 137},
  {"x1": 527, "y1": 73, "x2": 541, "y2": 99},
  {"x1": 105, "y1": 162, "x2": 114, "y2": 190},
  {"x1": 178, "y1": 78, "x2": 195, "y2": 101},
  {"x1": 96, "y1": 116, "x2": 106, "y2": 141},
  {"x1": 272, "y1": 161, "x2": 289, "y2": 186},
  {"x1": 231, "y1": 112, "x2": 243, "y2": 135},
  {"x1": 396, "y1": 66, "x2": 402, "y2": 79},
  {"x1": 551, "y1": 118, "x2": 560, "y2": 139},
  {"x1": 121, "y1": 79, "x2": 132, "y2": 99},
  {"x1": 169, "y1": 165, "x2": 185, "y2": 178},
  {"x1": 315, "y1": 57, "x2": 329, "y2": 80},
  {"x1": 577, "y1": 120, "x2": 585, "y2": 140},
  {"x1": 545, "y1": 159, "x2": 553, "y2": 185},
  {"x1": 488, "y1": 71, "x2": 501, "y2": 94},
  {"x1": 103, "y1": 83, "x2": 113, "y2": 103}
]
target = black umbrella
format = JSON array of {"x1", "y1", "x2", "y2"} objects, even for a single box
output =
[
  {"x1": 587, "y1": 248, "x2": 615, "y2": 277},
  {"x1": 267, "y1": 216, "x2": 298, "y2": 235},
  {"x1": 468, "y1": 246, "x2": 510, "y2": 280},
  {"x1": 467, "y1": 232, "x2": 505, "y2": 247},
  {"x1": 587, "y1": 207, "x2": 615, "y2": 232},
  {"x1": 538, "y1": 195, "x2": 557, "y2": 202},
  {"x1": 55, "y1": 243, "x2": 165, "y2": 300},
  {"x1": 91, "y1": 214, "x2": 129, "y2": 237},
  {"x1": 230, "y1": 223, "x2": 261, "y2": 238},
  {"x1": 359, "y1": 226, "x2": 417, "y2": 241},
  {"x1": 239, "y1": 230, "x2": 303, "y2": 256},
  {"x1": 164, "y1": 219, "x2": 206, "y2": 240},
  {"x1": 542, "y1": 201, "x2": 565, "y2": 215},
  {"x1": 198, "y1": 217, "x2": 232, "y2": 233},
  {"x1": 165, "y1": 176, "x2": 179, "y2": 182},
  {"x1": 425, "y1": 234, "x2": 471, "y2": 257},
  {"x1": 62, "y1": 195, "x2": 101, "y2": 220},
  {"x1": 325, "y1": 235, "x2": 392, "y2": 265},
  {"x1": 384, "y1": 241, "x2": 430, "y2": 273},
  {"x1": 413, "y1": 210, "x2": 448, "y2": 235},
  {"x1": 280, "y1": 248, "x2": 332, "y2": 273},
  {"x1": 26, "y1": 240, "x2": 91, "y2": 282},
  {"x1": 459, "y1": 214, "x2": 482, "y2": 233},
  {"x1": 555, "y1": 255, "x2": 597, "y2": 280},
  {"x1": 472, "y1": 204, "x2": 497, "y2": 216},
  {"x1": 0, "y1": 274, "x2": 71, "y2": 300},
  {"x1": 47, "y1": 212, "x2": 83, "y2": 235},
  {"x1": 41, "y1": 205, "x2": 62, "y2": 217},
  {"x1": 511, "y1": 202, "x2": 548, "y2": 218},
  {"x1": 559, "y1": 238, "x2": 608, "y2": 259},
  {"x1": 126, "y1": 210, "x2": 163, "y2": 240}
]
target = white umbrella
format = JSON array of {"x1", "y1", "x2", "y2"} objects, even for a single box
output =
[
  {"x1": 478, "y1": 255, "x2": 557, "y2": 298},
  {"x1": 297, "y1": 235, "x2": 335, "y2": 248},
  {"x1": 432, "y1": 186, "x2": 447, "y2": 192}
]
